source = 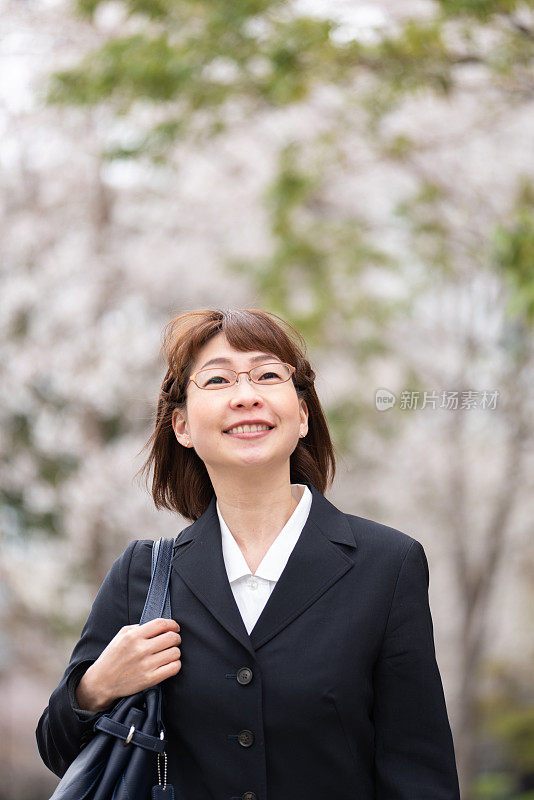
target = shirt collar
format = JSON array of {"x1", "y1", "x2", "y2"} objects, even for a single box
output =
[{"x1": 217, "y1": 484, "x2": 312, "y2": 584}]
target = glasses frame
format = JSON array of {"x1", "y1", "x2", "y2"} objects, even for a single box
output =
[{"x1": 189, "y1": 361, "x2": 296, "y2": 391}]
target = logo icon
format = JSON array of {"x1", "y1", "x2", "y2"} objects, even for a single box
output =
[{"x1": 375, "y1": 388, "x2": 396, "y2": 411}]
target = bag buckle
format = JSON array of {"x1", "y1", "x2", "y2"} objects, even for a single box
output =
[{"x1": 124, "y1": 725, "x2": 135, "y2": 746}]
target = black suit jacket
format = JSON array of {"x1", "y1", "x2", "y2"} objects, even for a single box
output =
[{"x1": 36, "y1": 482, "x2": 461, "y2": 800}]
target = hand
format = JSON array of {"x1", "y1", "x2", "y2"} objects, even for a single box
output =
[{"x1": 75, "y1": 618, "x2": 181, "y2": 712}]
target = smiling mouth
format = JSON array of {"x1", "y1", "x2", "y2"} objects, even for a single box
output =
[{"x1": 223, "y1": 424, "x2": 274, "y2": 436}]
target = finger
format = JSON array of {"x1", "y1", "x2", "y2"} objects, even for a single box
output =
[
  {"x1": 139, "y1": 618, "x2": 180, "y2": 637},
  {"x1": 148, "y1": 648, "x2": 181, "y2": 674},
  {"x1": 149, "y1": 630, "x2": 182, "y2": 651},
  {"x1": 156, "y1": 646, "x2": 181, "y2": 667},
  {"x1": 152, "y1": 660, "x2": 182, "y2": 683},
  {"x1": 143, "y1": 631, "x2": 180, "y2": 656}
]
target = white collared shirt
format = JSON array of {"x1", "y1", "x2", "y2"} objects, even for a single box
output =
[{"x1": 216, "y1": 483, "x2": 312, "y2": 634}]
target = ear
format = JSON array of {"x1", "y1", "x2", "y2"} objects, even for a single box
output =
[
  {"x1": 299, "y1": 399, "x2": 309, "y2": 437},
  {"x1": 172, "y1": 408, "x2": 192, "y2": 448}
]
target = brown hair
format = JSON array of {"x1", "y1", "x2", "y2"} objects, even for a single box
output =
[{"x1": 138, "y1": 308, "x2": 336, "y2": 521}]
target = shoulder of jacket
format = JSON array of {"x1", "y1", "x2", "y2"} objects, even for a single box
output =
[
  {"x1": 112, "y1": 539, "x2": 152, "y2": 575},
  {"x1": 344, "y1": 512, "x2": 420, "y2": 558},
  {"x1": 122, "y1": 535, "x2": 185, "y2": 565}
]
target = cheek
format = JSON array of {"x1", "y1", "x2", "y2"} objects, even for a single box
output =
[
  {"x1": 279, "y1": 397, "x2": 302, "y2": 434},
  {"x1": 186, "y1": 400, "x2": 221, "y2": 438},
  {"x1": 287, "y1": 394, "x2": 302, "y2": 419}
]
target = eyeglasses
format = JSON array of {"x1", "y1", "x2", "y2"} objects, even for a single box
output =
[{"x1": 189, "y1": 362, "x2": 296, "y2": 390}]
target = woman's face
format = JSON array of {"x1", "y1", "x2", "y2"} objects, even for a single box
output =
[{"x1": 171, "y1": 332, "x2": 308, "y2": 479}]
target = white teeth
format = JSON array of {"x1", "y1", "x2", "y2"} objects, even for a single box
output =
[{"x1": 226, "y1": 424, "x2": 271, "y2": 434}]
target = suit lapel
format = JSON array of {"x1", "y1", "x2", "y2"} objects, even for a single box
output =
[
  {"x1": 250, "y1": 486, "x2": 356, "y2": 649},
  {"x1": 170, "y1": 483, "x2": 357, "y2": 654},
  {"x1": 171, "y1": 495, "x2": 254, "y2": 655}
]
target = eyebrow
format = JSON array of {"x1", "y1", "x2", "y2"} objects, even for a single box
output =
[{"x1": 198, "y1": 353, "x2": 281, "y2": 370}]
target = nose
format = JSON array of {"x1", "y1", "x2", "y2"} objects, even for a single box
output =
[{"x1": 228, "y1": 373, "x2": 264, "y2": 408}]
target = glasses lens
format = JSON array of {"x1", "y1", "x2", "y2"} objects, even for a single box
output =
[
  {"x1": 250, "y1": 363, "x2": 291, "y2": 384},
  {"x1": 195, "y1": 368, "x2": 236, "y2": 389}
]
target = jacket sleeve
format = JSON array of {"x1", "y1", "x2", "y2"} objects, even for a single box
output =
[
  {"x1": 372, "y1": 539, "x2": 461, "y2": 800},
  {"x1": 35, "y1": 539, "x2": 139, "y2": 778}
]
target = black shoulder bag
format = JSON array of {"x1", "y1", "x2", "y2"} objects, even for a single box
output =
[{"x1": 49, "y1": 537, "x2": 176, "y2": 800}]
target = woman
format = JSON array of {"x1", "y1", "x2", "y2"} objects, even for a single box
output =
[{"x1": 36, "y1": 308, "x2": 461, "y2": 800}]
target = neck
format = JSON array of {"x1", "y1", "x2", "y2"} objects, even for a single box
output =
[{"x1": 210, "y1": 469, "x2": 303, "y2": 552}]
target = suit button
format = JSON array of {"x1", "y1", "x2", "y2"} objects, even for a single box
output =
[
  {"x1": 237, "y1": 729, "x2": 255, "y2": 747},
  {"x1": 242, "y1": 793, "x2": 257, "y2": 800},
  {"x1": 237, "y1": 667, "x2": 253, "y2": 685}
]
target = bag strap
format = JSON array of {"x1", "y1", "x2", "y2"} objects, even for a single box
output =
[
  {"x1": 139, "y1": 537, "x2": 174, "y2": 624},
  {"x1": 95, "y1": 715, "x2": 166, "y2": 753},
  {"x1": 152, "y1": 538, "x2": 173, "y2": 620}
]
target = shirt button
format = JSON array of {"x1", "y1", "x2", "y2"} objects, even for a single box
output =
[
  {"x1": 237, "y1": 729, "x2": 255, "y2": 747},
  {"x1": 248, "y1": 579, "x2": 258, "y2": 590},
  {"x1": 237, "y1": 667, "x2": 253, "y2": 685},
  {"x1": 242, "y1": 793, "x2": 257, "y2": 800}
]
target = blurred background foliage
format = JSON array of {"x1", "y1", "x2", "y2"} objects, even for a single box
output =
[{"x1": 1, "y1": 1, "x2": 534, "y2": 799}]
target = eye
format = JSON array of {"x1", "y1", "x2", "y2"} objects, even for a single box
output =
[
  {"x1": 195, "y1": 368, "x2": 235, "y2": 388},
  {"x1": 204, "y1": 374, "x2": 231, "y2": 386},
  {"x1": 252, "y1": 364, "x2": 289, "y2": 383}
]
